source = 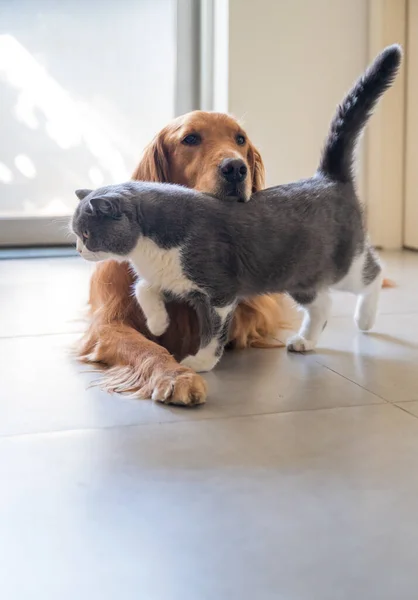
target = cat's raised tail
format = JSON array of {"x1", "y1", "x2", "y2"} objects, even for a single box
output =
[{"x1": 318, "y1": 44, "x2": 402, "y2": 184}]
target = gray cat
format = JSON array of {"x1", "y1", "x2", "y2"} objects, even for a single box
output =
[{"x1": 72, "y1": 45, "x2": 401, "y2": 373}]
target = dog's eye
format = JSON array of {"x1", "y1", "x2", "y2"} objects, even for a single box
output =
[
  {"x1": 236, "y1": 134, "x2": 246, "y2": 146},
  {"x1": 83, "y1": 230, "x2": 90, "y2": 240},
  {"x1": 182, "y1": 133, "x2": 201, "y2": 146}
]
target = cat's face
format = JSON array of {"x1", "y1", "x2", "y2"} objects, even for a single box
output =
[{"x1": 71, "y1": 187, "x2": 140, "y2": 262}]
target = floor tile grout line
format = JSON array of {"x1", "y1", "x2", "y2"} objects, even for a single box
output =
[
  {"x1": 393, "y1": 398, "x2": 418, "y2": 403},
  {"x1": 311, "y1": 357, "x2": 393, "y2": 404},
  {"x1": 0, "y1": 400, "x2": 390, "y2": 441},
  {"x1": 392, "y1": 403, "x2": 418, "y2": 420}
]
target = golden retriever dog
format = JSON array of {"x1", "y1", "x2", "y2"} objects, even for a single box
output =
[
  {"x1": 77, "y1": 111, "x2": 295, "y2": 405},
  {"x1": 77, "y1": 110, "x2": 391, "y2": 405}
]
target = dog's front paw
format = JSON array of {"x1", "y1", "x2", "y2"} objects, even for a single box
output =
[
  {"x1": 146, "y1": 311, "x2": 170, "y2": 337},
  {"x1": 286, "y1": 334, "x2": 316, "y2": 353},
  {"x1": 150, "y1": 370, "x2": 207, "y2": 406}
]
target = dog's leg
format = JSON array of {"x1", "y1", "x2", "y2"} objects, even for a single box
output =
[
  {"x1": 287, "y1": 290, "x2": 332, "y2": 353},
  {"x1": 135, "y1": 280, "x2": 170, "y2": 337}
]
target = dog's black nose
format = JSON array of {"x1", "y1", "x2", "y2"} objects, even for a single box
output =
[{"x1": 219, "y1": 158, "x2": 248, "y2": 183}]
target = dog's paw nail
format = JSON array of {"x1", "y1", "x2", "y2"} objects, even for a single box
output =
[{"x1": 151, "y1": 372, "x2": 207, "y2": 406}]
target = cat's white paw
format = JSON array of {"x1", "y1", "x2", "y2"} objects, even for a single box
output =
[
  {"x1": 286, "y1": 334, "x2": 316, "y2": 353},
  {"x1": 354, "y1": 272, "x2": 381, "y2": 332},
  {"x1": 146, "y1": 311, "x2": 170, "y2": 337},
  {"x1": 181, "y1": 338, "x2": 221, "y2": 373},
  {"x1": 355, "y1": 297, "x2": 378, "y2": 331},
  {"x1": 181, "y1": 353, "x2": 219, "y2": 373},
  {"x1": 354, "y1": 309, "x2": 376, "y2": 332}
]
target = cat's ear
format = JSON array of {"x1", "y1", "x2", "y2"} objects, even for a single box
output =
[
  {"x1": 89, "y1": 197, "x2": 122, "y2": 219},
  {"x1": 75, "y1": 189, "x2": 93, "y2": 201}
]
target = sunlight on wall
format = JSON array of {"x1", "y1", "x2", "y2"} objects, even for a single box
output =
[
  {"x1": 0, "y1": 34, "x2": 128, "y2": 185},
  {"x1": 0, "y1": 162, "x2": 13, "y2": 184},
  {"x1": 88, "y1": 167, "x2": 105, "y2": 187},
  {"x1": 14, "y1": 154, "x2": 36, "y2": 179},
  {"x1": 0, "y1": 34, "x2": 136, "y2": 216},
  {"x1": 22, "y1": 197, "x2": 70, "y2": 217},
  {"x1": 0, "y1": 0, "x2": 175, "y2": 223}
]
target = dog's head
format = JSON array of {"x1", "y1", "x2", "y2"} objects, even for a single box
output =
[{"x1": 132, "y1": 111, "x2": 265, "y2": 202}]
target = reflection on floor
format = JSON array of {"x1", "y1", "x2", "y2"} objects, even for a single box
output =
[{"x1": 1, "y1": 250, "x2": 418, "y2": 600}]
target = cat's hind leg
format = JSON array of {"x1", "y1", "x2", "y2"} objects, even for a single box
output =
[
  {"x1": 354, "y1": 250, "x2": 383, "y2": 331},
  {"x1": 287, "y1": 289, "x2": 332, "y2": 353},
  {"x1": 333, "y1": 248, "x2": 382, "y2": 331},
  {"x1": 134, "y1": 280, "x2": 170, "y2": 337}
]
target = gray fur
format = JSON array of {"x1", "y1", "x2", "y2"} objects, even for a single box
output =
[
  {"x1": 73, "y1": 184, "x2": 142, "y2": 256},
  {"x1": 73, "y1": 177, "x2": 364, "y2": 300},
  {"x1": 164, "y1": 289, "x2": 220, "y2": 346},
  {"x1": 72, "y1": 46, "x2": 401, "y2": 366},
  {"x1": 363, "y1": 247, "x2": 382, "y2": 285}
]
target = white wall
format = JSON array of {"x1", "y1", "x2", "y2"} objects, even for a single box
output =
[{"x1": 227, "y1": 0, "x2": 368, "y2": 189}]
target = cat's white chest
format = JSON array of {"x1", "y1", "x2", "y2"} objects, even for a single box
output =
[{"x1": 129, "y1": 236, "x2": 196, "y2": 295}]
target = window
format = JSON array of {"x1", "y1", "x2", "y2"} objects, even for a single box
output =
[{"x1": 0, "y1": 0, "x2": 197, "y2": 246}]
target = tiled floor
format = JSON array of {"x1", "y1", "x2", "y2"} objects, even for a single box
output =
[{"x1": 1, "y1": 250, "x2": 418, "y2": 600}]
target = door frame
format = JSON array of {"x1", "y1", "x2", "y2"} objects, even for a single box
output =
[
  {"x1": 403, "y1": 0, "x2": 418, "y2": 249},
  {"x1": 366, "y1": 0, "x2": 407, "y2": 250}
]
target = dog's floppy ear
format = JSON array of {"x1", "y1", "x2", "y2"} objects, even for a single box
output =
[
  {"x1": 75, "y1": 189, "x2": 93, "y2": 201},
  {"x1": 89, "y1": 197, "x2": 122, "y2": 219},
  {"x1": 248, "y1": 142, "x2": 265, "y2": 192},
  {"x1": 131, "y1": 126, "x2": 170, "y2": 183}
]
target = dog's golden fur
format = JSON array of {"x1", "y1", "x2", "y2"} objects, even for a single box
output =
[{"x1": 77, "y1": 111, "x2": 296, "y2": 404}]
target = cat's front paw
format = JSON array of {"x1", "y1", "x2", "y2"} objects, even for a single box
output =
[
  {"x1": 286, "y1": 334, "x2": 316, "y2": 353},
  {"x1": 181, "y1": 353, "x2": 219, "y2": 373},
  {"x1": 146, "y1": 311, "x2": 170, "y2": 337}
]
